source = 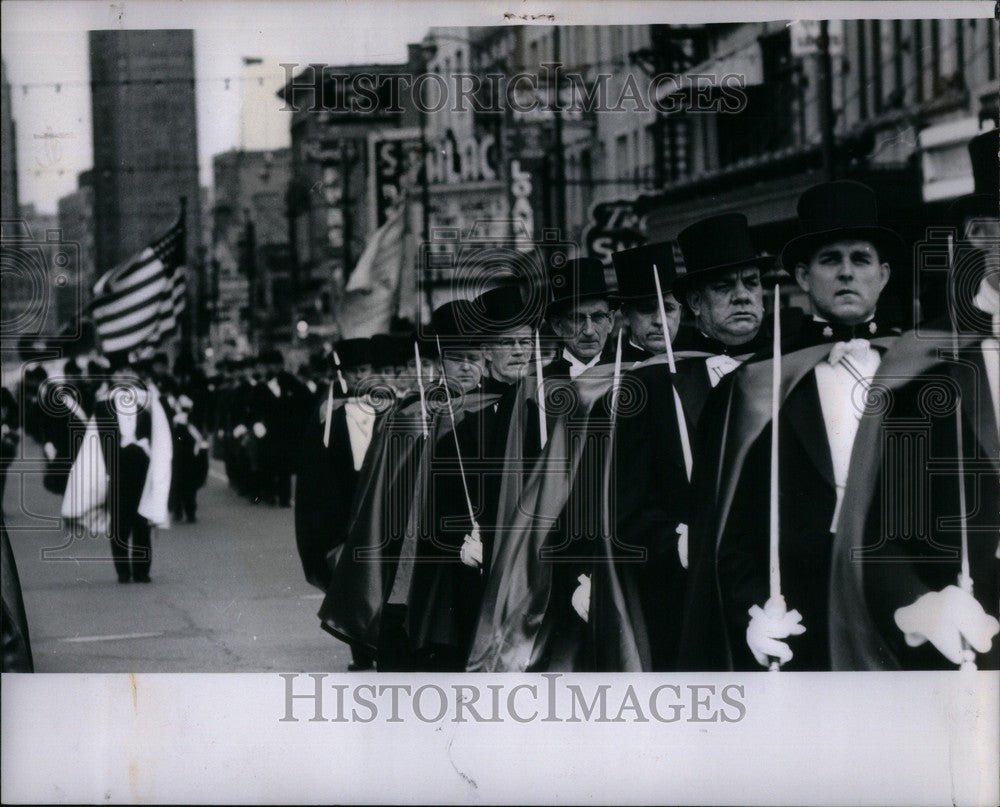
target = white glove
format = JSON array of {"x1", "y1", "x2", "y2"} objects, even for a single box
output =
[
  {"x1": 459, "y1": 527, "x2": 483, "y2": 569},
  {"x1": 746, "y1": 602, "x2": 806, "y2": 668},
  {"x1": 676, "y1": 523, "x2": 689, "y2": 570},
  {"x1": 43, "y1": 441, "x2": 58, "y2": 461},
  {"x1": 232, "y1": 424, "x2": 248, "y2": 439},
  {"x1": 894, "y1": 585, "x2": 1000, "y2": 666},
  {"x1": 173, "y1": 411, "x2": 189, "y2": 426},
  {"x1": 571, "y1": 574, "x2": 591, "y2": 622},
  {"x1": 252, "y1": 422, "x2": 267, "y2": 439}
]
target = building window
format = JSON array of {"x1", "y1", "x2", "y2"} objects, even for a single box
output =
[{"x1": 716, "y1": 27, "x2": 794, "y2": 167}]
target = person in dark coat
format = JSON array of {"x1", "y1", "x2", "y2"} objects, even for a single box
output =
[
  {"x1": 94, "y1": 355, "x2": 170, "y2": 584},
  {"x1": 828, "y1": 134, "x2": 999, "y2": 670},
  {"x1": 251, "y1": 349, "x2": 309, "y2": 507},
  {"x1": 296, "y1": 338, "x2": 380, "y2": 671},
  {"x1": 408, "y1": 286, "x2": 540, "y2": 670},
  {"x1": 712, "y1": 180, "x2": 902, "y2": 671},
  {"x1": 577, "y1": 242, "x2": 690, "y2": 671},
  {"x1": 39, "y1": 360, "x2": 95, "y2": 497}
]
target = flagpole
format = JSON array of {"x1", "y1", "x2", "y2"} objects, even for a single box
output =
[
  {"x1": 331, "y1": 349, "x2": 349, "y2": 395},
  {"x1": 947, "y1": 233, "x2": 976, "y2": 672},
  {"x1": 767, "y1": 283, "x2": 786, "y2": 672},
  {"x1": 534, "y1": 329, "x2": 548, "y2": 449},
  {"x1": 652, "y1": 265, "x2": 693, "y2": 478}
]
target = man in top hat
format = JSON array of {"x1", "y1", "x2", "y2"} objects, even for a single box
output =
[
  {"x1": 295, "y1": 337, "x2": 380, "y2": 670},
  {"x1": 409, "y1": 286, "x2": 542, "y2": 669},
  {"x1": 251, "y1": 349, "x2": 309, "y2": 507},
  {"x1": 609, "y1": 242, "x2": 684, "y2": 364},
  {"x1": 568, "y1": 245, "x2": 697, "y2": 670},
  {"x1": 825, "y1": 134, "x2": 999, "y2": 670},
  {"x1": 545, "y1": 256, "x2": 614, "y2": 379},
  {"x1": 671, "y1": 213, "x2": 772, "y2": 422},
  {"x1": 710, "y1": 180, "x2": 902, "y2": 671},
  {"x1": 93, "y1": 353, "x2": 173, "y2": 584}
]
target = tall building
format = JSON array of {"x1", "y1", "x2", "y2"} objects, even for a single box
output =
[
  {"x1": 56, "y1": 171, "x2": 96, "y2": 328},
  {"x1": 211, "y1": 148, "x2": 291, "y2": 355},
  {"x1": 1, "y1": 59, "x2": 18, "y2": 222},
  {"x1": 89, "y1": 29, "x2": 202, "y2": 342}
]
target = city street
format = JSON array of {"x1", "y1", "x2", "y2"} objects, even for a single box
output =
[{"x1": 2, "y1": 438, "x2": 351, "y2": 672}]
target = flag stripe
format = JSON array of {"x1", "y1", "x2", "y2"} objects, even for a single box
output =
[{"x1": 91, "y1": 218, "x2": 186, "y2": 354}]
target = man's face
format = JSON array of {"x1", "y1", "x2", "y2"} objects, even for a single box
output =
[
  {"x1": 343, "y1": 364, "x2": 372, "y2": 392},
  {"x1": 441, "y1": 347, "x2": 484, "y2": 392},
  {"x1": 550, "y1": 297, "x2": 613, "y2": 361},
  {"x1": 795, "y1": 239, "x2": 889, "y2": 325},
  {"x1": 687, "y1": 268, "x2": 764, "y2": 346},
  {"x1": 483, "y1": 325, "x2": 533, "y2": 383},
  {"x1": 622, "y1": 294, "x2": 681, "y2": 354}
]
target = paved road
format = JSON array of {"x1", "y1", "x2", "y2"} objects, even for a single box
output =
[{"x1": 2, "y1": 439, "x2": 351, "y2": 672}]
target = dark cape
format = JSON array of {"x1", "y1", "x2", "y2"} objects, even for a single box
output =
[
  {"x1": 317, "y1": 390, "x2": 429, "y2": 653},
  {"x1": 401, "y1": 385, "x2": 506, "y2": 665},
  {"x1": 829, "y1": 327, "x2": 999, "y2": 670},
  {"x1": 466, "y1": 363, "x2": 619, "y2": 671},
  {"x1": 678, "y1": 327, "x2": 900, "y2": 671}
]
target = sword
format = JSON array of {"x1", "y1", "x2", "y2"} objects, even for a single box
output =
[
  {"x1": 947, "y1": 233, "x2": 976, "y2": 672},
  {"x1": 435, "y1": 335, "x2": 481, "y2": 572},
  {"x1": 652, "y1": 265, "x2": 693, "y2": 478},
  {"x1": 767, "y1": 283, "x2": 786, "y2": 672},
  {"x1": 534, "y1": 328, "x2": 548, "y2": 449}
]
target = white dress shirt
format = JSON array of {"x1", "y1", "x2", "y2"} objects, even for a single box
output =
[
  {"x1": 562, "y1": 348, "x2": 601, "y2": 379},
  {"x1": 704, "y1": 354, "x2": 742, "y2": 386},
  {"x1": 344, "y1": 399, "x2": 376, "y2": 471},
  {"x1": 814, "y1": 338, "x2": 882, "y2": 532}
]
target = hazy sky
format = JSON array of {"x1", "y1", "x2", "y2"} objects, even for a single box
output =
[{"x1": 2, "y1": 1, "x2": 420, "y2": 213}]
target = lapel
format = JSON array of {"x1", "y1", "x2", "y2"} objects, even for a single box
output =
[
  {"x1": 673, "y1": 361, "x2": 712, "y2": 428},
  {"x1": 783, "y1": 372, "x2": 835, "y2": 489}
]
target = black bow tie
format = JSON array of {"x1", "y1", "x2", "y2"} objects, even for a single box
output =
[{"x1": 804, "y1": 319, "x2": 880, "y2": 343}]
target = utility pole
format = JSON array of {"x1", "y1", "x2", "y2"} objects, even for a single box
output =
[{"x1": 242, "y1": 208, "x2": 257, "y2": 349}]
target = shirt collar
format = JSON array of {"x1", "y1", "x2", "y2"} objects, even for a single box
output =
[{"x1": 562, "y1": 348, "x2": 601, "y2": 377}]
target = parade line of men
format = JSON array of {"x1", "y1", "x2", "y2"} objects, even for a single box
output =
[
  {"x1": 6, "y1": 133, "x2": 995, "y2": 677},
  {"x1": 291, "y1": 131, "x2": 999, "y2": 674}
]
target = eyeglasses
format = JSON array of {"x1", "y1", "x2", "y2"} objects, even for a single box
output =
[{"x1": 566, "y1": 312, "x2": 612, "y2": 330}]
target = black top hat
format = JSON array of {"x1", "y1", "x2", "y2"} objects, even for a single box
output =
[
  {"x1": 610, "y1": 241, "x2": 678, "y2": 302},
  {"x1": 781, "y1": 180, "x2": 904, "y2": 269},
  {"x1": 335, "y1": 337, "x2": 372, "y2": 370},
  {"x1": 471, "y1": 285, "x2": 541, "y2": 336},
  {"x1": 949, "y1": 128, "x2": 999, "y2": 228},
  {"x1": 674, "y1": 213, "x2": 776, "y2": 296},
  {"x1": 368, "y1": 334, "x2": 398, "y2": 369},
  {"x1": 431, "y1": 300, "x2": 482, "y2": 347},
  {"x1": 545, "y1": 256, "x2": 609, "y2": 316}
]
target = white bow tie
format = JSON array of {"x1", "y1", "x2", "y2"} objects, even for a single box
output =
[
  {"x1": 828, "y1": 338, "x2": 871, "y2": 366},
  {"x1": 705, "y1": 354, "x2": 741, "y2": 382}
]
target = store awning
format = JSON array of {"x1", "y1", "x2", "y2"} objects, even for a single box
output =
[{"x1": 655, "y1": 39, "x2": 764, "y2": 103}]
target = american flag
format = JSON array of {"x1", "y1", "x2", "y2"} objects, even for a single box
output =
[{"x1": 91, "y1": 217, "x2": 187, "y2": 355}]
